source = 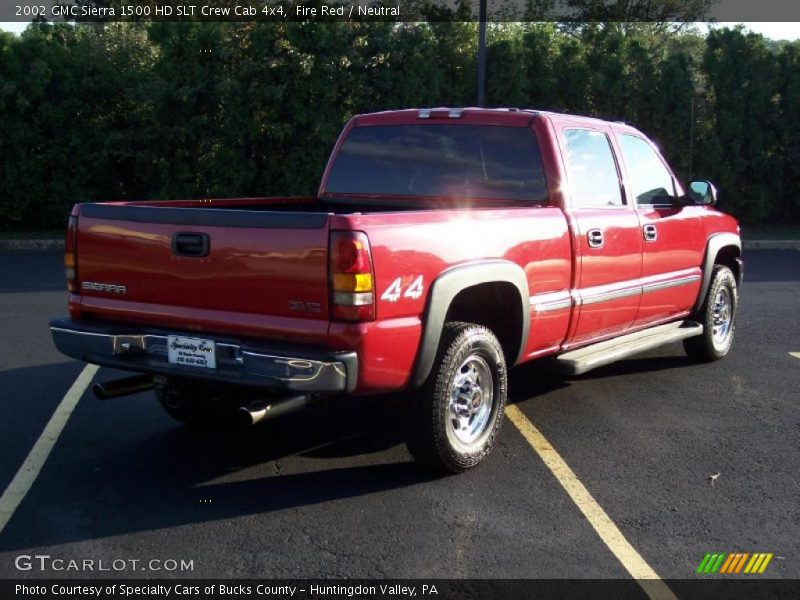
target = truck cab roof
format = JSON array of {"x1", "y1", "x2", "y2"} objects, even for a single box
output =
[{"x1": 351, "y1": 107, "x2": 646, "y2": 137}]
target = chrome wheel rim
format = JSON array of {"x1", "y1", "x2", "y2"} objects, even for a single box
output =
[
  {"x1": 447, "y1": 355, "x2": 494, "y2": 445},
  {"x1": 711, "y1": 287, "x2": 733, "y2": 345}
]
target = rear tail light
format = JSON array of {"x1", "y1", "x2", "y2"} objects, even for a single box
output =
[
  {"x1": 65, "y1": 204, "x2": 80, "y2": 293},
  {"x1": 329, "y1": 231, "x2": 375, "y2": 322}
]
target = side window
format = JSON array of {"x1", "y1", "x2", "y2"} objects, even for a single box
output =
[
  {"x1": 618, "y1": 134, "x2": 676, "y2": 206},
  {"x1": 563, "y1": 128, "x2": 623, "y2": 207}
]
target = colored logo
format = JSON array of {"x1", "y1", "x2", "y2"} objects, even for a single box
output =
[{"x1": 697, "y1": 552, "x2": 774, "y2": 574}]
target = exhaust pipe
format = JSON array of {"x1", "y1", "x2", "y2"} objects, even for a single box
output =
[
  {"x1": 93, "y1": 374, "x2": 154, "y2": 400},
  {"x1": 238, "y1": 395, "x2": 309, "y2": 426}
]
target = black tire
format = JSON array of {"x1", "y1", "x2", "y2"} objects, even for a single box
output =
[
  {"x1": 406, "y1": 322, "x2": 507, "y2": 474},
  {"x1": 683, "y1": 265, "x2": 738, "y2": 362},
  {"x1": 156, "y1": 380, "x2": 237, "y2": 426}
]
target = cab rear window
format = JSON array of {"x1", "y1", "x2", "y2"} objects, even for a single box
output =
[{"x1": 325, "y1": 124, "x2": 549, "y2": 202}]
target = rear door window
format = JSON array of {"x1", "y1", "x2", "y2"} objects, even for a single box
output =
[{"x1": 562, "y1": 128, "x2": 624, "y2": 207}]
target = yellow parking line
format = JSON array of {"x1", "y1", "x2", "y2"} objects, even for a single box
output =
[
  {"x1": 790, "y1": 352, "x2": 800, "y2": 359},
  {"x1": 505, "y1": 405, "x2": 677, "y2": 600},
  {"x1": 0, "y1": 364, "x2": 98, "y2": 535}
]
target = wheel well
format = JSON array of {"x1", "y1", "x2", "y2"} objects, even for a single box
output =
[
  {"x1": 715, "y1": 246, "x2": 742, "y2": 285},
  {"x1": 444, "y1": 282, "x2": 523, "y2": 364}
]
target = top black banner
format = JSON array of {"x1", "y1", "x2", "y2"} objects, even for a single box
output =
[{"x1": 3, "y1": 0, "x2": 800, "y2": 23}]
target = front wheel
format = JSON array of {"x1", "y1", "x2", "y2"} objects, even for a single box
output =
[
  {"x1": 406, "y1": 322, "x2": 507, "y2": 474},
  {"x1": 684, "y1": 265, "x2": 738, "y2": 362}
]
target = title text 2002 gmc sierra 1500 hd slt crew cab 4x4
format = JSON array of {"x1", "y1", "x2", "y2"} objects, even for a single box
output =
[{"x1": 51, "y1": 108, "x2": 742, "y2": 473}]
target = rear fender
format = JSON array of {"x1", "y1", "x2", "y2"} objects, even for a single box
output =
[{"x1": 410, "y1": 260, "x2": 530, "y2": 388}]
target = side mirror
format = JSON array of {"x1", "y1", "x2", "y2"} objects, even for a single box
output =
[{"x1": 687, "y1": 181, "x2": 718, "y2": 206}]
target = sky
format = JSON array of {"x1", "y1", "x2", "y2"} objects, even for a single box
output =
[
  {"x1": 1, "y1": 20, "x2": 799, "y2": 40},
  {"x1": 711, "y1": 22, "x2": 800, "y2": 40}
]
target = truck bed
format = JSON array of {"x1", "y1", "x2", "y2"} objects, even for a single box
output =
[
  {"x1": 73, "y1": 196, "x2": 553, "y2": 347},
  {"x1": 75, "y1": 198, "x2": 335, "y2": 345}
]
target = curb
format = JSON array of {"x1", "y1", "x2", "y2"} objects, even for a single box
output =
[
  {"x1": 1, "y1": 238, "x2": 799, "y2": 253},
  {"x1": 742, "y1": 239, "x2": 800, "y2": 250},
  {"x1": 0, "y1": 239, "x2": 64, "y2": 252}
]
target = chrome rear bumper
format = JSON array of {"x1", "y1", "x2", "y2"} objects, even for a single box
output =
[{"x1": 50, "y1": 317, "x2": 357, "y2": 394}]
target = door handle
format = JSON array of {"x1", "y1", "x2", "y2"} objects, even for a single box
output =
[
  {"x1": 587, "y1": 228, "x2": 604, "y2": 248},
  {"x1": 172, "y1": 232, "x2": 210, "y2": 257},
  {"x1": 643, "y1": 224, "x2": 658, "y2": 242}
]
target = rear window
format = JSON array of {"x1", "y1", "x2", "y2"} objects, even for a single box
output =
[{"x1": 325, "y1": 124, "x2": 549, "y2": 202}]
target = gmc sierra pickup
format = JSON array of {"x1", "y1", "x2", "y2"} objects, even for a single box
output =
[{"x1": 51, "y1": 107, "x2": 742, "y2": 473}]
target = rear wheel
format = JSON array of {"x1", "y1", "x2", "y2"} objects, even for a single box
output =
[
  {"x1": 684, "y1": 265, "x2": 738, "y2": 362},
  {"x1": 406, "y1": 322, "x2": 507, "y2": 474}
]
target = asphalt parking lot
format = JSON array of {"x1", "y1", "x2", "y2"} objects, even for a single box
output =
[{"x1": 0, "y1": 250, "x2": 798, "y2": 587}]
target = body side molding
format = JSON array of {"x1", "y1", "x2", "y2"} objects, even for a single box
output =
[{"x1": 410, "y1": 260, "x2": 530, "y2": 389}]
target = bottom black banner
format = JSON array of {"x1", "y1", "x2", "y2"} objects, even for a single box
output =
[{"x1": 3, "y1": 579, "x2": 800, "y2": 600}]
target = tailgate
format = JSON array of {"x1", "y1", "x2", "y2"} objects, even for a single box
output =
[{"x1": 75, "y1": 204, "x2": 331, "y2": 338}]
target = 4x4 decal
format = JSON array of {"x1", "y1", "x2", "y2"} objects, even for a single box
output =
[{"x1": 381, "y1": 275, "x2": 424, "y2": 302}]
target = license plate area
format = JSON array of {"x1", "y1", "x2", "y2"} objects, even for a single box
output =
[{"x1": 167, "y1": 335, "x2": 217, "y2": 369}]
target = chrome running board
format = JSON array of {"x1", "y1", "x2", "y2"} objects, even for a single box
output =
[{"x1": 555, "y1": 321, "x2": 703, "y2": 376}]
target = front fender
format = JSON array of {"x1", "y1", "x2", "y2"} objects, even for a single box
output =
[{"x1": 694, "y1": 232, "x2": 742, "y2": 313}]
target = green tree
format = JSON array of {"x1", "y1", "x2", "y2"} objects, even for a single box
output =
[
  {"x1": 700, "y1": 28, "x2": 780, "y2": 222},
  {"x1": 0, "y1": 21, "x2": 797, "y2": 229},
  {"x1": 775, "y1": 41, "x2": 800, "y2": 221}
]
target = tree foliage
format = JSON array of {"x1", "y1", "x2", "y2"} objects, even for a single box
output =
[{"x1": 0, "y1": 22, "x2": 798, "y2": 229}]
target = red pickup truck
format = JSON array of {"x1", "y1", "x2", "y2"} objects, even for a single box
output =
[{"x1": 51, "y1": 108, "x2": 742, "y2": 473}]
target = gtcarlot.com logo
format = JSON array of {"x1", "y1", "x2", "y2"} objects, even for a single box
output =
[
  {"x1": 14, "y1": 554, "x2": 194, "y2": 572},
  {"x1": 697, "y1": 552, "x2": 774, "y2": 574}
]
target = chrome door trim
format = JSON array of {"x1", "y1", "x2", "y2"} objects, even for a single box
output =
[
  {"x1": 579, "y1": 285, "x2": 641, "y2": 306},
  {"x1": 531, "y1": 269, "x2": 703, "y2": 311},
  {"x1": 529, "y1": 290, "x2": 572, "y2": 313},
  {"x1": 642, "y1": 274, "x2": 701, "y2": 294}
]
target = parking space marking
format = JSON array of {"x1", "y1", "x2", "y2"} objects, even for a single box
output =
[
  {"x1": 0, "y1": 364, "x2": 98, "y2": 535},
  {"x1": 505, "y1": 405, "x2": 677, "y2": 600},
  {"x1": 790, "y1": 352, "x2": 800, "y2": 359}
]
